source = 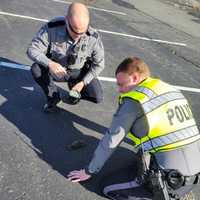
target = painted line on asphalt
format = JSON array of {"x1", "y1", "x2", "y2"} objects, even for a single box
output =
[
  {"x1": 174, "y1": 85, "x2": 200, "y2": 93},
  {"x1": 1, "y1": 61, "x2": 200, "y2": 93},
  {"x1": 0, "y1": 61, "x2": 30, "y2": 70},
  {"x1": 0, "y1": 11, "x2": 48, "y2": 22},
  {"x1": 99, "y1": 29, "x2": 187, "y2": 46},
  {"x1": 52, "y1": 0, "x2": 127, "y2": 16},
  {"x1": 0, "y1": 11, "x2": 187, "y2": 47},
  {"x1": 98, "y1": 76, "x2": 116, "y2": 82}
]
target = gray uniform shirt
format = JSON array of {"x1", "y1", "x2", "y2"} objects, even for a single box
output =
[
  {"x1": 87, "y1": 98, "x2": 144, "y2": 173},
  {"x1": 88, "y1": 98, "x2": 200, "y2": 176},
  {"x1": 27, "y1": 16, "x2": 104, "y2": 85}
]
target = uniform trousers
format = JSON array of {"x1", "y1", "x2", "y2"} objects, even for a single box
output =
[{"x1": 31, "y1": 62, "x2": 103, "y2": 103}]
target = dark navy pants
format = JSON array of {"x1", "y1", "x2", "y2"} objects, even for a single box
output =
[{"x1": 31, "y1": 63, "x2": 103, "y2": 104}]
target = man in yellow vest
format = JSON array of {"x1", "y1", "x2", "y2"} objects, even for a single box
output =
[{"x1": 68, "y1": 56, "x2": 200, "y2": 200}]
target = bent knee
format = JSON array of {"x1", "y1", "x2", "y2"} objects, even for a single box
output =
[
  {"x1": 31, "y1": 63, "x2": 42, "y2": 78},
  {"x1": 95, "y1": 96, "x2": 103, "y2": 104}
]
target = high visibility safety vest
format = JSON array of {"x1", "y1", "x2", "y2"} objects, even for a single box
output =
[{"x1": 119, "y1": 77, "x2": 200, "y2": 153}]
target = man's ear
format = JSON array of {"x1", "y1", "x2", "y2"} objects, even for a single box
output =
[{"x1": 131, "y1": 73, "x2": 140, "y2": 84}]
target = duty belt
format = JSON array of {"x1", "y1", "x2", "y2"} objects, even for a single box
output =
[{"x1": 165, "y1": 169, "x2": 200, "y2": 190}]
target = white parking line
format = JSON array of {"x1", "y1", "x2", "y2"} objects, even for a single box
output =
[
  {"x1": 1, "y1": 62, "x2": 200, "y2": 93},
  {"x1": 98, "y1": 76, "x2": 116, "y2": 82},
  {"x1": 0, "y1": 11, "x2": 187, "y2": 47},
  {"x1": 99, "y1": 29, "x2": 187, "y2": 46},
  {"x1": 0, "y1": 11, "x2": 48, "y2": 22},
  {"x1": 52, "y1": 0, "x2": 127, "y2": 16},
  {"x1": 174, "y1": 85, "x2": 200, "y2": 93},
  {"x1": 0, "y1": 61, "x2": 30, "y2": 70}
]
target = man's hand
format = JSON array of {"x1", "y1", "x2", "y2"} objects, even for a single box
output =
[
  {"x1": 67, "y1": 169, "x2": 91, "y2": 183},
  {"x1": 48, "y1": 60, "x2": 67, "y2": 79},
  {"x1": 72, "y1": 81, "x2": 85, "y2": 93}
]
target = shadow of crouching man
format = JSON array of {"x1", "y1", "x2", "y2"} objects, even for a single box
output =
[{"x1": 0, "y1": 58, "x2": 138, "y2": 198}]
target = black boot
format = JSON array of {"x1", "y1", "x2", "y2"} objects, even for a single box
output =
[{"x1": 43, "y1": 92, "x2": 61, "y2": 113}]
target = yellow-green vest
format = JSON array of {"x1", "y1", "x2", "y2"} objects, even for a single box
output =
[{"x1": 119, "y1": 77, "x2": 200, "y2": 153}]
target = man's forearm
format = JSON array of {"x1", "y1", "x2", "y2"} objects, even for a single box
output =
[
  {"x1": 86, "y1": 99, "x2": 141, "y2": 175},
  {"x1": 87, "y1": 132, "x2": 117, "y2": 174},
  {"x1": 83, "y1": 61, "x2": 104, "y2": 85},
  {"x1": 87, "y1": 126, "x2": 128, "y2": 174},
  {"x1": 27, "y1": 47, "x2": 50, "y2": 68},
  {"x1": 27, "y1": 23, "x2": 50, "y2": 68}
]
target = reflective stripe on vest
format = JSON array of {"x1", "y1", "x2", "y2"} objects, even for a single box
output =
[
  {"x1": 142, "y1": 125, "x2": 200, "y2": 152},
  {"x1": 119, "y1": 77, "x2": 200, "y2": 153},
  {"x1": 135, "y1": 86, "x2": 156, "y2": 99},
  {"x1": 142, "y1": 91, "x2": 184, "y2": 114}
]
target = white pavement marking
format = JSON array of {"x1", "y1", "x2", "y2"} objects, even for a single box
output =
[
  {"x1": 0, "y1": 61, "x2": 30, "y2": 70},
  {"x1": 0, "y1": 11, "x2": 187, "y2": 47},
  {"x1": 0, "y1": 11, "x2": 48, "y2": 22},
  {"x1": 98, "y1": 76, "x2": 116, "y2": 82},
  {"x1": 52, "y1": 0, "x2": 127, "y2": 16},
  {"x1": 21, "y1": 86, "x2": 34, "y2": 91},
  {"x1": 174, "y1": 86, "x2": 200, "y2": 93},
  {"x1": 99, "y1": 29, "x2": 187, "y2": 46},
  {"x1": 1, "y1": 62, "x2": 200, "y2": 93}
]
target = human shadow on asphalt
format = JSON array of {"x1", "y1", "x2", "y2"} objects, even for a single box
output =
[{"x1": 0, "y1": 58, "x2": 137, "y2": 196}]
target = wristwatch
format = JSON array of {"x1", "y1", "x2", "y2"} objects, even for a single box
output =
[{"x1": 85, "y1": 167, "x2": 97, "y2": 176}]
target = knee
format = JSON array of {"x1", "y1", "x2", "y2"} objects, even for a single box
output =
[
  {"x1": 94, "y1": 95, "x2": 103, "y2": 104},
  {"x1": 92, "y1": 81, "x2": 103, "y2": 104},
  {"x1": 85, "y1": 92, "x2": 103, "y2": 104},
  {"x1": 102, "y1": 186, "x2": 108, "y2": 196},
  {"x1": 31, "y1": 63, "x2": 43, "y2": 79},
  {"x1": 102, "y1": 185, "x2": 115, "y2": 199},
  {"x1": 94, "y1": 86, "x2": 103, "y2": 103}
]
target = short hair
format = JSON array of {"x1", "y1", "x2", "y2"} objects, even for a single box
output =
[{"x1": 115, "y1": 57, "x2": 151, "y2": 77}]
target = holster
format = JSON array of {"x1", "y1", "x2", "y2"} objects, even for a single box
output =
[
  {"x1": 135, "y1": 148, "x2": 151, "y2": 184},
  {"x1": 136, "y1": 149, "x2": 200, "y2": 200},
  {"x1": 136, "y1": 150, "x2": 170, "y2": 200}
]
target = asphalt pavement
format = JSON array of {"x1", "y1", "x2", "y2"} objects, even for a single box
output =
[{"x1": 0, "y1": 0, "x2": 200, "y2": 199}]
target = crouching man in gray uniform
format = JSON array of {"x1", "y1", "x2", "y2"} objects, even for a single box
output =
[
  {"x1": 27, "y1": 2, "x2": 104, "y2": 112},
  {"x1": 68, "y1": 57, "x2": 200, "y2": 200}
]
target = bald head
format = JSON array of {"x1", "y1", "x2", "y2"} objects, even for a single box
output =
[{"x1": 67, "y1": 3, "x2": 90, "y2": 36}]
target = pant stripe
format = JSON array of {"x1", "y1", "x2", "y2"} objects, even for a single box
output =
[{"x1": 103, "y1": 180, "x2": 140, "y2": 196}]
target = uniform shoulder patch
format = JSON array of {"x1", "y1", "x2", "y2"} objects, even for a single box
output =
[
  {"x1": 92, "y1": 32, "x2": 98, "y2": 39},
  {"x1": 48, "y1": 20, "x2": 66, "y2": 28},
  {"x1": 87, "y1": 26, "x2": 99, "y2": 39}
]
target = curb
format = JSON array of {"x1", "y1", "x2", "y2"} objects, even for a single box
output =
[{"x1": 163, "y1": 0, "x2": 200, "y2": 10}]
